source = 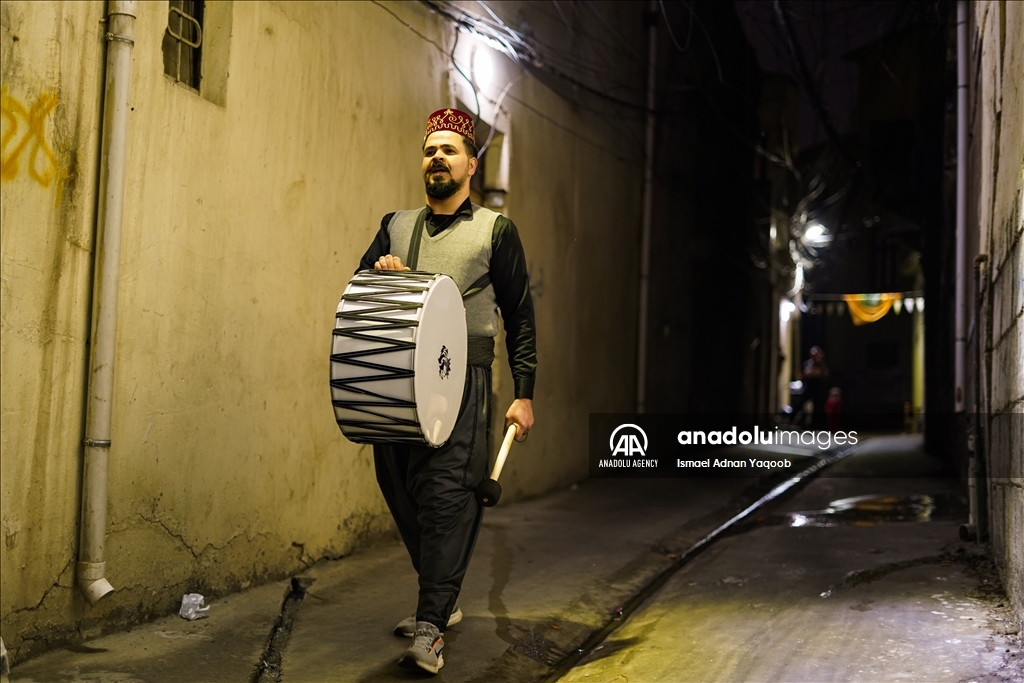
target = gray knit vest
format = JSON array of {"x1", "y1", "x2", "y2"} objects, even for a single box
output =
[{"x1": 387, "y1": 205, "x2": 500, "y2": 338}]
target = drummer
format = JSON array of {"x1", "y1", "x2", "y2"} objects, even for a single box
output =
[{"x1": 356, "y1": 107, "x2": 537, "y2": 675}]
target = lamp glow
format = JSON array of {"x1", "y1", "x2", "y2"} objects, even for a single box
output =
[
  {"x1": 793, "y1": 262, "x2": 805, "y2": 293},
  {"x1": 472, "y1": 47, "x2": 493, "y2": 90},
  {"x1": 803, "y1": 223, "x2": 832, "y2": 245}
]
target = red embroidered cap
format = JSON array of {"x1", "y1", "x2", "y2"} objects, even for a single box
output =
[{"x1": 424, "y1": 108, "x2": 475, "y2": 145}]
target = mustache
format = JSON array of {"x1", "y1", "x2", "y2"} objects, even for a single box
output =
[{"x1": 427, "y1": 161, "x2": 450, "y2": 173}]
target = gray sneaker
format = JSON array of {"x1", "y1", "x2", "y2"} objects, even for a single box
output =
[
  {"x1": 398, "y1": 621, "x2": 444, "y2": 674},
  {"x1": 394, "y1": 606, "x2": 462, "y2": 637}
]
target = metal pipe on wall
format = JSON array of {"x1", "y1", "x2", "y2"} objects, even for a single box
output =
[
  {"x1": 636, "y1": 0, "x2": 657, "y2": 413},
  {"x1": 962, "y1": 253, "x2": 989, "y2": 541},
  {"x1": 973, "y1": 253, "x2": 989, "y2": 541},
  {"x1": 954, "y1": 0, "x2": 968, "y2": 413},
  {"x1": 78, "y1": 0, "x2": 137, "y2": 605}
]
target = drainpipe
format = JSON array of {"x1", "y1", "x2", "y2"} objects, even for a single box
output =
[
  {"x1": 974, "y1": 254, "x2": 989, "y2": 541},
  {"x1": 954, "y1": 0, "x2": 968, "y2": 413},
  {"x1": 78, "y1": 0, "x2": 137, "y2": 605},
  {"x1": 636, "y1": 0, "x2": 657, "y2": 413},
  {"x1": 962, "y1": 254, "x2": 989, "y2": 541}
]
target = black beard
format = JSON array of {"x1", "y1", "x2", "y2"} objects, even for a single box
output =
[{"x1": 425, "y1": 176, "x2": 462, "y2": 199}]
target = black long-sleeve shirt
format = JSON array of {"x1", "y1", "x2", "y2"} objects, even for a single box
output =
[{"x1": 357, "y1": 198, "x2": 537, "y2": 400}]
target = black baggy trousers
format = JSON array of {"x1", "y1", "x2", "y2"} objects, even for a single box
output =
[{"x1": 373, "y1": 365, "x2": 492, "y2": 632}]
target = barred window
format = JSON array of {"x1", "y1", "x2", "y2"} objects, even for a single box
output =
[{"x1": 162, "y1": 0, "x2": 204, "y2": 91}]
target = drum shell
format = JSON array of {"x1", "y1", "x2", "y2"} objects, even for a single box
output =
[{"x1": 331, "y1": 271, "x2": 467, "y2": 446}]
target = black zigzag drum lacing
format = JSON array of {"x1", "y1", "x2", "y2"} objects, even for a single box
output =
[{"x1": 331, "y1": 270, "x2": 467, "y2": 446}]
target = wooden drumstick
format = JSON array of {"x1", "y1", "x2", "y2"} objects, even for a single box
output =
[
  {"x1": 491, "y1": 424, "x2": 518, "y2": 481},
  {"x1": 476, "y1": 424, "x2": 518, "y2": 507}
]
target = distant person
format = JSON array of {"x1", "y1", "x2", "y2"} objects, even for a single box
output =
[
  {"x1": 802, "y1": 346, "x2": 829, "y2": 429},
  {"x1": 802, "y1": 399, "x2": 815, "y2": 428},
  {"x1": 903, "y1": 401, "x2": 916, "y2": 433},
  {"x1": 825, "y1": 387, "x2": 842, "y2": 432}
]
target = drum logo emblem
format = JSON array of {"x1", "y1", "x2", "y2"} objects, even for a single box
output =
[{"x1": 438, "y1": 345, "x2": 452, "y2": 379}]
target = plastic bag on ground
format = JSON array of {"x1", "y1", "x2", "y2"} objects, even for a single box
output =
[{"x1": 179, "y1": 593, "x2": 211, "y2": 620}]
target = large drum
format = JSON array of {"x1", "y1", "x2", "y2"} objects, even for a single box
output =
[{"x1": 331, "y1": 270, "x2": 467, "y2": 446}]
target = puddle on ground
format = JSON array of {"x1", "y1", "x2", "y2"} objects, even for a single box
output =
[
  {"x1": 510, "y1": 629, "x2": 569, "y2": 666},
  {"x1": 730, "y1": 493, "x2": 967, "y2": 533},
  {"x1": 789, "y1": 494, "x2": 942, "y2": 527}
]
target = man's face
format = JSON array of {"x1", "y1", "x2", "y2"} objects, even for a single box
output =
[{"x1": 422, "y1": 130, "x2": 477, "y2": 200}]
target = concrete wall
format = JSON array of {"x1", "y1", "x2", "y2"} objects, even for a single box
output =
[
  {"x1": 0, "y1": 1, "x2": 644, "y2": 661},
  {"x1": 1, "y1": 0, "x2": 107, "y2": 657},
  {"x1": 967, "y1": 0, "x2": 1024, "y2": 627}
]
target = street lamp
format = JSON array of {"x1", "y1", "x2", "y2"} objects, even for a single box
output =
[
  {"x1": 780, "y1": 299, "x2": 796, "y2": 322},
  {"x1": 803, "y1": 223, "x2": 832, "y2": 246},
  {"x1": 472, "y1": 46, "x2": 493, "y2": 91}
]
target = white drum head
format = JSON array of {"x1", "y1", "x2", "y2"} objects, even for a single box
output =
[{"x1": 414, "y1": 276, "x2": 467, "y2": 446}]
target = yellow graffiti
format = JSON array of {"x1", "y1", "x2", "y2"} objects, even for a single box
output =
[{"x1": 1, "y1": 87, "x2": 62, "y2": 188}]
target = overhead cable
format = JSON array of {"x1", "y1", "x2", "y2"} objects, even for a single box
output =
[{"x1": 422, "y1": 0, "x2": 651, "y2": 112}]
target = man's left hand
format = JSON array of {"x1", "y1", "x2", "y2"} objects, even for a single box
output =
[
  {"x1": 504, "y1": 399, "x2": 534, "y2": 442},
  {"x1": 374, "y1": 254, "x2": 411, "y2": 271}
]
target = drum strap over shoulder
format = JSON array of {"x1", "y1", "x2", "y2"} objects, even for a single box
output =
[
  {"x1": 405, "y1": 208, "x2": 428, "y2": 270},
  {"x1": 407, "y1": 207, "x2": 492, "y2": 301},
  {"x1": 461, "y1": 273, "x2": 491, "y2": 300}
]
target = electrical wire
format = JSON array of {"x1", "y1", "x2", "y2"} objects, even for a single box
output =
[
  {"x1": 660, "y1": 0, "x2": 694, "y2": 52},
  {"x1": 370, "y1": 1, "x2": 644, "y2": 165},
  {"x1": 423, "y1": 0, "x2": 652, "y2": 113},
  {"x1": 773, "y1": 0, "x2": 858, "y2": 168},
  {"x1": 449, "y1": 29, "x2": 482, "y2": 123},
  {"x1": 477, "y1": 71, "x2": 526, "y2": 159},
  {"x1": 682, "y1": 1, "x2": 726, "y2": 84},
  {"x1": 581, "y1": 0, "x2": 645, "y2": 63},
  {"x1": 434, "y1": 0, "x2": 653, "y2": 155},
  {"x1": 446, "y1": 26, "x2": 646, "y2": 152},
  {"x1": 552, "y1": 0, "x2": 577, "y2": 41}
]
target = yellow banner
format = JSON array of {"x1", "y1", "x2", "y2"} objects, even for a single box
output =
[{"x1": 842, "y1": 293, "x2": 900, "y2": 326}]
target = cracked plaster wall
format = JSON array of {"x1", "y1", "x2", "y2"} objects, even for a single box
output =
[
  {"x1": 1, "y1": 0, "x2": 645, "y2": 663},
  {"x1": 968, "y1": 0, "x2": 1024, "y2": 628},
  {"x1": 1, "y1": 0, "x2": 107, "y2": 665}
]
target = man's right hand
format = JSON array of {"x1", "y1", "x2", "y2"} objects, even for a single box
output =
[{"x1": 374, "y1": 254, "x2": 411, "y2": 271}]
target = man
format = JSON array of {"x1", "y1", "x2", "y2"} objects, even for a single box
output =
[
  {"x1": 802, "y1": 346, "x2": 830, "y2": 429},
  {"x1": 356, "y1": 108, "x2": 536, "y2": 674}
]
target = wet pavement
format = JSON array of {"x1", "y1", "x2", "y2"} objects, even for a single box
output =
[
  {"x1": 9, "y1": 435, "x2": 1022, "y2": 682},
  {"x1": 558, "y1": 436, "x2": 1023, "y2": 683}
]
